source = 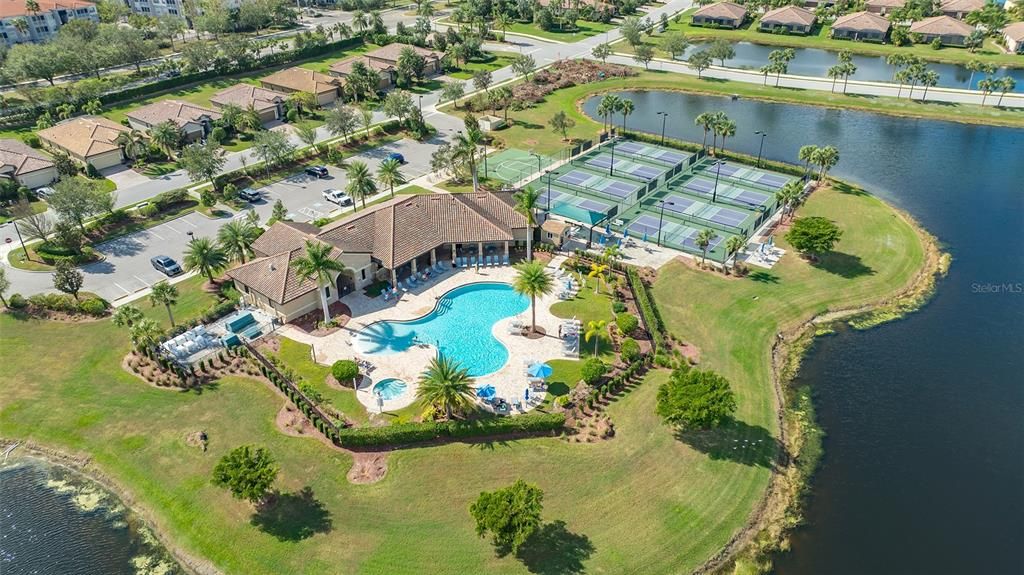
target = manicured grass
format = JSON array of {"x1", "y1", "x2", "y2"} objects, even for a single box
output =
[
  {"x1": 0, "y1": 198, "x2": 46, "y2": 225},
  {"x1": 103, "y1": 78, "x2": 261, "y2": 124},
  {"x1": 625, "y1": 9, "x2": 1024, "y2": 68},
  {"x1": 549, "y1": 274, "x2": 617, "y2": 358},
  {"x1": 0, "y1": 183, "x2": 930, "y2": 573},
  {"x1": 448, "y1": 52, "x2": 520, "y2": 80},
  {"x1": 297, "y1": 43, "x2": 374, "y2": 73},
  {"x1": 505, "y1": 20, "x2": 616, "y2": 42},
  {"x1": 6, "y1": 245, "x2": 55, "y2": 271},
  {"x1": 394, "y1": 184, "x2": 436, "y2": 195},
  {"x1": 270, "y1": 338, "x2": 370, "y2": 425}
]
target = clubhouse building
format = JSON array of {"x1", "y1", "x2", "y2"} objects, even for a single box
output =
[{"x1": 227, "y1": 192, "x2": 529, "y2": 321}]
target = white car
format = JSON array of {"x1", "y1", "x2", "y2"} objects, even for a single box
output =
[
  {"x1": 35, "y1": 186, "x2": 55, "y2": 199},
  {"x1": 322, "y1": 189, "x2": 353, "y2": 206}
]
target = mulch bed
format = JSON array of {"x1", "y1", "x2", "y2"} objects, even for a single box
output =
[{"x1": 287, "y1": 302, "x2": 352, "y2": 336}]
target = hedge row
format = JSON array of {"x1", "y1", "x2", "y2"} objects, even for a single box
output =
[
  {"x1": 582, "y1": 356, "x2": 651, "y2": 410},
  {"x1": 332, "y1": 412, "x2": 567, "y2": 448},
  {"x1": 626, "y1": 266, "x2": 666, "y2": 354}
]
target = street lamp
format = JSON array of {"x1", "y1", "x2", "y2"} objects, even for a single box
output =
[
  {"x1": 418, "y1": 94, "x2": 423, "y2": 115},
  {"x1": 657, "y1": 111, "x2": 669, "y2": 146},
  {"x1": 530, "y1": 150, "x2": 543, "y2": 175},
  {"x1": 755, "y1": 131, "x2": 768, "y2": 168},
  {"x1": 711, "y1": 159, "x2": 725, "y2": 203},
  {"x1": 608, "y1": 140, "x2": 616, "y2": 177},
  {"x1": 545, "y1": 170, "x2": 552, "y2": 211},
  {"x1": 657, "y1": 200, "x2": 675, "y2": 247}
]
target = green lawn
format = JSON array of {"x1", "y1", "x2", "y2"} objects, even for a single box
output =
[
  {"x1": 297, "y1": 43, "x2": 375, "y2": 73},
  {"x1": 505, "y1": 20, "x2": 616, "y2": 42},
  {"x1": 448, "y1": 52, "x2": 520, "y2": 80},
  {"x1": 0, "y1": 198, "x2": 46, "y2": 225},
  {"x1": 269, "y1": 338, "x2": 370, "y2": 425},
  {"x1": 624, "y1": 9, "x2": 1024, "y2": 68}
]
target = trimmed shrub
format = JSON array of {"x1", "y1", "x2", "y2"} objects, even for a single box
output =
[
  {"x1": 210, "y1": 126, "x2": 227, "y2": 144},
  {"x1": 616, "y1": 312, "x2": 639, "y2": 335},
  {"x1": 139, "y1": 203, "x2": 159, "y2": 217},
  {"x1": 21, "y1": 134, "x2": 41, "y2": 148},
  {"x1": 331, "y1": 359, "x2": 360, "y2": 385},
  {"x1": 333, "y1": 413, "x2": 566, "y2": 448},
  {"x1": 620, "y1": 337, "x2": 641, "y2": 363},
  {"x1": 78, "y1": 298, "x2": 109, "y2": 316},
  {"x1": 7, "y1": 293, "x2": 28, "y2": 309},
  {"x1": 612, "y1": 300, "x2": 627, "y2": 313},
  {"x1": 286, "y1": 109, "x2": 299, "y2": 123},
  {"x1": 580, "y1": 357, "x2": 607, "y2": 385}
]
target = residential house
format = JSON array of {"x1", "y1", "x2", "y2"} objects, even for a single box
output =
[
  {"x1": 1003, "y1": 22, "x2": 1024, "y2": 54},
  {"x1": 227, "y1": 192, "x2": 529, "y2": 322},
  {"x1": 830, "y1": 11, "x2": 892, "y2": 41},
  {"x1": 210, "y1": 84, "x2": 289, "y2": 125},
  {"x1": 0, "y1": 139, "x2": 58, "y2": 189},
  {"x1": 801, "y1": 0, "x2": 834, "y2": 7},
  {"x1": 328, "y1": 56, "x2": 396, "y2": 91},
  {"x1": 36, "y1": 116, "x2": 129, "y2": 171},
  {"x1": 126, "y1": 100, "x2": 222, "y2": 143},
  {"x1": 759, "y1": 5, "x2": 817, "y2": 34},
  {"x1": 260, "y1": 67, "x2": 342, "y2": 107},
  {"x1": 909, "y1": 15, "x2": 976, "y2": 46},
  {"x1": 864, "y1": 0, "x2": 906, "y2": 15},
  {"x1": 0, "y1": 0, "x2": 98, "y2": 46},
  {"x1": 938, "y1": 0, "x2": 984, "y2": 19},
  {"x1": 691, "y1": 2, "x2": 748, "y2": 28},
  {"x1": 329, "y1": 43, "x2": 445, "y2": 90}
]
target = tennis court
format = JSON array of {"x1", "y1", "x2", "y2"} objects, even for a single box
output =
[
  {"x1": 613, "y1": 141, "x2": 691, "y2": 166},
  {"x1": 673, "y1": 174, "x2": 776, "y2": 212},
  {"x1": 583, "y1": 153, "x2": 666, "y2": 182},
  {"x1": 483, "y1": 148, "x2": 555, "y2": 185},
  {"x1": 692, "y1": 160, "x2": 796, "y2": 191},
  {"x1": 625, "y1": 214, "x2": 725, "y2": 255},
  {"x1": 555, "y1": 169, "x2": 643, "y2": 203}
]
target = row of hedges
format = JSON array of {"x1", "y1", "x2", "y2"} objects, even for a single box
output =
[
  {"x1": 580, "y1": 356, "x2": 651, "y2": 411},
  {"x1": 6, "y1": 292, "x2": 109, "y2": 317},
  {"x1": 332, "y1": 412, "x2": 567, "y2": 448},
  {"x1": 35, "y1": 243, "x2": 99, "y2": 265},
  {"x1": 626, "y1": 266, "x2": 666, "y2": 354}
]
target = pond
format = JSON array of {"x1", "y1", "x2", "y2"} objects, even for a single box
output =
[
  {"x1": 678, "y1": 41, "x2": 1024, "y2": 92},
  {"x1": 584, "y1": 91, "x2": 1024, "y2": 574}
]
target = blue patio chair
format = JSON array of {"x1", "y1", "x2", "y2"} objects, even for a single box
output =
[
  {"x1": 381, "y1": 290, "x2": 390, "y2": 302},
  {"x1": 470, "y1": 256, "x2": 477, "y2": 266},
  {"x1": 482, "y1": 256, "x2": 490, "y2": 266},
  {"x1": 502, "y1": 255, "x2": 510, "y2": 265}
]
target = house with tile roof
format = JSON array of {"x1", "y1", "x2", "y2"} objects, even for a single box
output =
[
  {"x1": 0, "y1": 139, "x2": 58, "y2": 189},
  {"x1": 909, "y1": 15, "x2": 976, "y2": 46},
  {"x1": 938, "y1": 0, "x2": 984, "y2": 19},
  {"x1": 36, "y1": 116, "x2": 129, "y2": 170},
  {"x1": 260, "y1": 67, "x2": 342, "y2": 106},
  {"x1": 210, "y1": 84, "x2": 289, "y2": 125},
  {"x1": 691, "y1": 2, "x2": 748, "y2": 28},
  {"x1": 831, "y1": 11, "x2": 892, "y2": 41},
  {"x1": 329, "y1": 43, "x2": 445, "y2": 90},
  {"x1": 759, "y1": 5, "x2": 817, "y2": 34},
  {"x1": 126, "y1": 100, "x2": 222, "y2": 143},
  {"x1": 227, "y1": 192, "x2": 529, "y2": 321},
  {"x1": 1003, "y1": 22, "x2": 1024, "y2": 53},
  {"x1": 865, "y1": 0, "x2": 907, "y2": 15}
]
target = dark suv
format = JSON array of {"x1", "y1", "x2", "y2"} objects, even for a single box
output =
[
  {"x1": 151, "y1": 256, "x2": 183, "y2": 276},
  {"x1": 238, "y1": 188, "x2": 261, "y2": 202},
  {"x1": 304, "y1": 165, "x2": 329, "y2": 178}
]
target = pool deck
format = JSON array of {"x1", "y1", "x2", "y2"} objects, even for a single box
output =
[{"x1": 278, "y1": 258, "x2": 576, "y2": 413}]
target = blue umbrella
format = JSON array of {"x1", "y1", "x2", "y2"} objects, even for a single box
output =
[
  {"x1": 527, "y1": 363, "x2": 553, "y2": 379},
  {"x1": 643, "y1": 232, "x2": 649, "y2": 242},
  {"x1": 605, "y1": 223, "x2": 611, "y2": 235},
  {"x1": 624, "y1": 229, "x2": 630, "y2": 238},
  {"x1": 525, "y1": 388, "x2": 531, "y2": 401},
  {"x1": 476, "y1": 384, "x2": 496, "y2": 399}
]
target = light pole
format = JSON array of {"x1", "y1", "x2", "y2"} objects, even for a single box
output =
[
  {"x1": 657, "y1": 200, "x2": 674, "y2": 247},
  {"x1": 755, "y1": 131, "x2": 767, "y2": 168},
  {"x1": 657, "y1": 111, "x2": 668, "y2": 146},
  {"x1": 545, "y1": 170, "x2": 552, "y2": 211},
  {"x1": 530, "y1": 150, "x2": 542, "y2": 175},
  {"x1": 712, "y1": 159, "x2": 725, "y2": 203},
  {"x1": 608, "y1": 140, "x2": 616, "y2": 177},
  {"x1": 418, "y1": 94, "x2": 423, "y2": 116}
]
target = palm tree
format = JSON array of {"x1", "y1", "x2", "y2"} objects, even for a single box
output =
[
  {"x1": 513, "y1": 187, "x2": 541, "y2": 261},
  {"x1": 129, "y1": 318, "x2": 164, "y2": 352},
  {"x1": 811, "y1": 145, "x2": 840, "y2": 180},
  {"x1": 694, "y1": 112, "x2": 715, "y2": 151},
  {"x1": 775, "y1": 180, "x2": 803, "y2": 220},
  {"x1": 415, "y1": 355, "x2": 476, "y2": 420},
  {"x1": 220, "y1": 103, "x2": 243, "y2": 132},
  {"x1": 183, "y1": 237, "x2": 228, "y2": 284},
  {"x1": 150, "y1": 121, "x2": 181, "y2": 159},
  {"x1": 996, "y1": 77, "x2": 1016, "y2": 107},
  {"x1": 511, "y1": 261, "x2": 554, "y2": 334},
  {"x1": 587, "y1": 262, "x2": 608, "y2": 293},
  {"x1": 695, "y1": 229, "x2": 716, "y2": 265},
  {"x1": 112, "y1": 304, "x2": 144, "y2": 328},
  {"x1": 115, "y1": 130, "x2": 146, "y2": 162},
  {"x1": 709, "y1": 112, "x2": 728, "y2": 153},
  {"x1": 290, "y1": 240, "x2": 346, "y2": 324},
  {"x1": 345, "y1": 160, "x2": 377, "y2": 210},
  {"x1": 241, "y1": 106, "x2": 263, "y2": 133},
  {"x1": 619, "y1": 98, "x2": 634, "y2": 133},
  {"x1": 798, "y1": 145, "x2": 818, "y2": 177},
  {"x1": 597, "y1": 94, "x2": 620, "y2": 134},
  {"x1": 725, "y1": 235, "x2": 745, "y2": 272},
  {"x1": 217, "y1": 220, "x2": 259, "y2": 263},
  {"x1": 493, "y1": 12, "x2": 513, "y2": 39},
  {"x1": 149, "y1": 280, "x2": 179, "y2": 326},
  {"x1": 454, "y1": 129, "x2": 483, "y2": 193},
  {"x1": 584, "y1": 319, "x2": 607, "y2": 355},
  {"x1": 376, "y1": 158, "x2": 405, "y2": 199},
  {"x1": 716, "y1": 119, "x2": 736, "y2": 154}
]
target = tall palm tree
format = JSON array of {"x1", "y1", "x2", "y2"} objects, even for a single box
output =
[
  {"x1": 798, "y1": 145, "x2": 818, "y2": 177},
  {"x1": 587, "y1": 262, "x2": 608, "y2": 293},
  {"x1": 597, "y1": 94, "x2": 619, "y2": 134},
  {"x1": 149, "y1": 280, "x2": 179, "y2": 326},
  {"x1": 129, "y1": 318, "x2": 164, "y2": 351},
  {"x1": 415, "y1": 355, "x2": 476, "y2": 420},
  {"x1": 512, "y1": 261, "x2": 554, "y2": 334},
  {"x1": 112, "y1": 304, "x2": 144, "y2": 328},
  {"x1": 493, "y1": 12, "x2": 513, "y2": 39},
  {"x1": 290, "y1": 240, "x2": 346, "y2": 324},
  {"x1": 695, "y1": 229, "x2": 716, "y2": 265},
  {"x1": 183, "y1": 237, "x2": 228, "y2": 284},
  {"x1": 619, "y1": 98, "x2": 634, "y2": 133},
  {"x1": 775, "y1": 180, "x2": 803, "y2": 220},
  {"x1": 115, "y1": 130, "x2": 146, "y2": 162},
  {"x1": 345, "y1": 160, "x2": 377, "y2": 210},
  {"x1": 810, "y1": 146, "x2": 840, "y2": 180},
  {"x1": 716, "y1": 119, "x2": 736, "y2": 154},
  {"x1": 454, "y1": 129, "x2": 483, "y2": 193},
  {"x1": 709, "y1": 112, "x2": 728, "y2": 153},
  {"x1": 513, "y1": 187, "x2": 541, "y2": 261},
  {"x1": 584, "y1": 319, "x2": 607, "y2": 355},
  {"x1": 694, "y1": 112, "x2": 715, "y2": 150},
  {"x1": 725, "y1": 235, "x2": 745, "y2": 272},
  {"x1": 217, "y1": 220, "x2": 260, "y2": 263},
  {"x1": 150, "y1": 121, "x2": 181, "y2": 159},
  {"x1": 376, "y1": 158, "x2": 405, "y2": 199}
]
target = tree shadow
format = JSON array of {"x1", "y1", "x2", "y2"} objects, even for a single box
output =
[
  {"x1": 515, "y1": 520, "x2": 595, "y2": 575},
  {"x1": 514, "y1": 120, "x2": 544, "y2": 130},
  {"x1": 830, "y1": 180, "x2": 868, "y2": 196},
  {"x1": 812, "y1": 252, "x2": 875, "y2": 279},
  {"x1": 250, "y1": 487, "x2": 332, "y2": 541},
  {"x1": 675, "y1": 419, "x2": 780, "y2": 469},
  {"x1": 748, "y1": 270, "x2": 779, "y2": 284}
]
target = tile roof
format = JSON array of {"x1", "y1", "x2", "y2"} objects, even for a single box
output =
[
  {"x1": 0, "y1": 139, "x2": 54, "y2": 176},
  {"x1": 0, "y1": 0, "x2": 94, "y2": 18},
  {"x1": 251, "y1": 220, "x2": 321, "y2": 257},
  {"x1": 126, "y1": 99, "x2": 222, "y2": 129},
  {"x1": 760, "y1": 5, "x2": 817, "y2": 26},
  {"x1": 261, "y1": 67, "x2": 341, "y2": 95},
  {"x1": 329, "y1": 56, "x2": 395, "y2": 76},
  {"x1": 1004, "y1": 21, "x2": 1024, "y2": 41},
  {"x1": 909, "y1": 15, "x2": 976, "y2": 35},
  {"x1": 210, "y1": 84, "x2": 288, "y2": 114},
  {"x1": 832, "y1": 10, "x2": 891, "y2": 32},
  {"x1": 939, "y1": 0, "x2": 984, "y2": 13},
  {"x1": 865, "y1": 0, "x2": 907, "y2": 8},
  {"x1": 36, "y1": 116, "x2": 129, "y2": 159},
  {"x1": 365, "y1": 43, "x2": 444, "y2": 63},
  {"x1": 693, "y1": 2, "x2": 747, "y2": 20}
]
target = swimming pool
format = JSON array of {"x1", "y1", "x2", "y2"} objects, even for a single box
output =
[
  {"x1": 372, "y1": 378, "x2": 408, "y2": 401},
  {"x1": 353, "y1": 282, "x2": 529, "y2": 377}
]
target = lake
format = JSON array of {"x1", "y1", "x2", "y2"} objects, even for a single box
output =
[
  {"x1": 0, "y1": 457, "x2": 179, "y2": 575},
  {"x1": 679, "y1": 42, "x2": 1024, "y2": 92},
  {"x1": 585, "y1": 91, "x2": 1024, "y2": 574}
]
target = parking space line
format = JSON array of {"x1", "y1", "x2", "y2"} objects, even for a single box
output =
[
  {"x1": 113, "y1": 283, "x2": 131, "y2": 295},
  {"x1": 149, "y1": 229, "x2": 166, "y2": 241},
  {"x1": 180, "y1": 218, "x2": 198, "y2": 228},
  {"x1": 164, "y1": 223, "x2": 181, "y2": 234},
  {"x1": 134, "y1": 275, "x2": 152, "y2": 287}
]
